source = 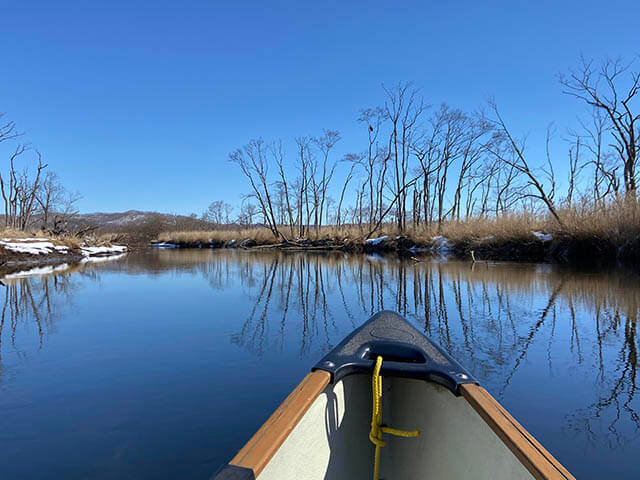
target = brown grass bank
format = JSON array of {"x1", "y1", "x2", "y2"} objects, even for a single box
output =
[{"x1": 154, "y1": 203, "x2": 640, "y2": 266}]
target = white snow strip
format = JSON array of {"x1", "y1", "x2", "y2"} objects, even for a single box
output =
[
  {"x1": 81, "y1": 253, "x2": 127, "y2": 264},
  {"x1": 532, "y1": 231, "x2": 553, "y2": 242},
  {"x1": 0, "y1": 237, "x2": 128, "y2": 263},
  {"x1": 80, "y1": 245, "x2": 128, "y2": 257},
  {"x1": 365, "y1": 236, "x2": 389, "y2": 246},
  {"x1": 152, "y1": 242, "x2": 179, "y2": 248},
  {"x1": 0, "y1": 240, "x2": 60, "y2": 255},
  {"x1": 0, "y1": 238, "x2": 71, "y2": 255}
]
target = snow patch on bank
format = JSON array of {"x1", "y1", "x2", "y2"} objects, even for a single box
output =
[
  {"x1": 431, "y1": 236, "x2": 454, "y2": 254},
  {"x1": 365, "y1": 236, "x2": 389, "y2": 246},
  {"x1": 0, "y1": 237, "x2": 128, "y2": 258},
  {"x1": 0, "y1": 239, "x2": 69, "y2": 255},
  {"x1": 532, "y1": 231, "x2": 553, "y2": 242},
  {"x1": 152, "y1": 242, "x2": 179, "y2": 248},
  {"x1": 80, "y1": 245, "x2": 128, "y2": 257},
  {"x1": 81, "y1": 253, "x2": 127, "y2": 263}
]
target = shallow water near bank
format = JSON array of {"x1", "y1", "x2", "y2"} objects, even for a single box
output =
[{"x1": 0, "y1": 249, "x2": 638, "y2": 479}]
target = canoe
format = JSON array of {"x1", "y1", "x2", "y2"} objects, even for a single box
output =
[{"x1": 213, "y1": 310, "x2": 575, "y2": 480}]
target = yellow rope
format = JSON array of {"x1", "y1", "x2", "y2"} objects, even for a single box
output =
[{"x1": 369, "y1": 355, "x2": 420, "y2": 480}]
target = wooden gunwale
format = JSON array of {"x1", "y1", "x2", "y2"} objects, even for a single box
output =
[
  {"x1": 460, "y1": 383, "x2": 575, "y2": 480},
  {"x1": 229, "y1": 370, "x2": 331, "y2": 477}
]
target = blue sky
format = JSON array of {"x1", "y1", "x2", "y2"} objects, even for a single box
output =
[{"x1": 1, "y1": 1, "x2": 638, "y2": 215}]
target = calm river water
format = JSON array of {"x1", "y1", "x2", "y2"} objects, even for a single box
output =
[{"x1": 0, "y1": 249, "x2": 638, "y2": 479}]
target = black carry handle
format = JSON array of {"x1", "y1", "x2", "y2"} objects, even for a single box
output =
[
  {"x1": 313, "y1": 311, "x2": 476, "y2": 395},
  {"x1": 361, "y1": 341, "x2": 426, "y2": 364}
]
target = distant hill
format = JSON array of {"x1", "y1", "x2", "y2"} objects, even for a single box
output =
[
  {"x1": 67, "y1": 210, "x2": 217, "y2": 243},
  {"x1": 0, "y1": 210, "x2": 243, "y2": 244},
  {"x1": 74, "y1": 210, "x2": 190, "y2": 228}
]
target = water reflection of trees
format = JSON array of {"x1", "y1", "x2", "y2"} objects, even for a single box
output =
[
  {"x1": 3, "y1": 250, "x2": 636, "y2": 446},
  {"x1": 199, "y1": 251, "x2": 638, "y2": 446},
  {"x1": 0, "y1": 273, "x2": 79, "y2": 371},
  {"x1": 0, "y1": 262, "x2": 110, "y2": 379}
]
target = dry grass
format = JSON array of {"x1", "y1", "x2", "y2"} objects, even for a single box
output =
[
  {"x1": 0, "y1": 229, "x2": 118, "y2": 249},
  {"x1": 0, "y1": 228, "x2": 51, "y2": 239},
  {"x1": 553, "y1": 199, "x2": 640, "y2": 242},
  {"x1": 157, "y1": 228, "x2": 279, "y2": 245},
  {"x1": 156, "y1": 217, "x2": 543, "y2": 247},
  {"x1": 409, "y1": 214, "x2": 543, "y2": 244},
  {"x1": 157, "y1": 200, "x2": 640, "y2": 252}
]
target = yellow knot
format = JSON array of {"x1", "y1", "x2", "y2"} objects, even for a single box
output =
[{"x1": 368, "y1": 355, "x2": 420, "y2": 480}]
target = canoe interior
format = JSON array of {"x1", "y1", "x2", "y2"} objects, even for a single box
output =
[{"x1": 256, "y1": 374, "x2": 534, "y2": 480}]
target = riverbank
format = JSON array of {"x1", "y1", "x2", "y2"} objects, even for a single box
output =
[
  {"x1": 152, "y1": 233, "x2": 640, "y2": 265},
  {"x1": 154, "y1": 211, "x2": 640, "y2": 267},
  {"x1": 0, "y1": 236, "x2": 129, "y2": 271}
]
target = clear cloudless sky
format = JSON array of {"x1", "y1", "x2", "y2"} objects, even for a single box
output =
[{"x1": 1, "y1": 1, "x2": 639, "y2": 214}]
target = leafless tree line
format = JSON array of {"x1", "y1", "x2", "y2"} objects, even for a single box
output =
[
  {"x1": 229, "y1": 130, "x2": 342, "y2": 240},
  {"x1": 227, "y1": 56, "x2": 639, "y2": 239},
  {"x1": 0, "y1": 113, "x2": 80, "y2": 233}
]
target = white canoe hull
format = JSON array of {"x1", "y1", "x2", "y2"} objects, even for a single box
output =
[{"x1": 215, "y1": 312, "x2": 574, "y2": 480}]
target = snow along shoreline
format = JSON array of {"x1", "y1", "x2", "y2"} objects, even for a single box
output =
[{"x1": 0, "y1": 237, "x2": 128, "y2": 271}]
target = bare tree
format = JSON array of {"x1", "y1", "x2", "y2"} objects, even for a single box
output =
[
  {"x1": 565, "y1": 135, "x2": 581, "y2": 208},
  {"x1": 486, "y1": 100, "x2": 565, "y2": 227},
  {"x1": 0, "y1": 147, "x2": 48, "y2": 230},
  {"x1": 358, "y1": 107, "x2": 385, "y2": 226},
  {"x1": 336, "y1": 154, "x2": 360, "y2": 227},
  {"x1": 203, "y1": 200, "x2": 233, "y2": 225},
  {"x1": 365, "y1": 174, "x2": 421, "y2": 238},
  {"x1": 237, "y1": 202, "x2": 258, "y2": 227},
  {"x1": 295, "y1": 137, "x2": 312, "y2": 238},
  {"x1": 452, "y1": 114, "x2": 490, "y2": 220},
  {"x1": 0, "y1": 145, "x2": 26, "y2": 228},
  {"x1": 561, "y1": 56, "x2": 640, "y2": 196},
  {"x1": 0, "y1": 113, "x2": 22, "y2": 145},
  {"x1": 48, "y1": 190, "x2": 82, "y2": 236},
  {"x1": 35, "y1": 171, "x2": 66, "y2": 228},
  {"x1": 433, "y1": 105, "x2": 472, "y2": 229},
  {"x1": 383, "y1": 83, "x2": 427, "y2": 231},
  {"x1": 575, "y1": 107, "x2": 619, "y2": 204},
  {"x1": 229, "y1": 139, "x2": 283, "y2": 240},
  {"x1": 312, "y1": 130, "x2": 340, "y2": 233},
  {"x1": 272, "y1": 141, "x2": 296, "y2": 237}
]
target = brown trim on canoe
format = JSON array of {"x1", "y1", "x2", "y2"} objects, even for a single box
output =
[
  {"x1": 230, "y1": 370, "x2": 331, "y2": 477},
  {"x1": 460, "y1": 384, "x2": 575, "y2": 480}
]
